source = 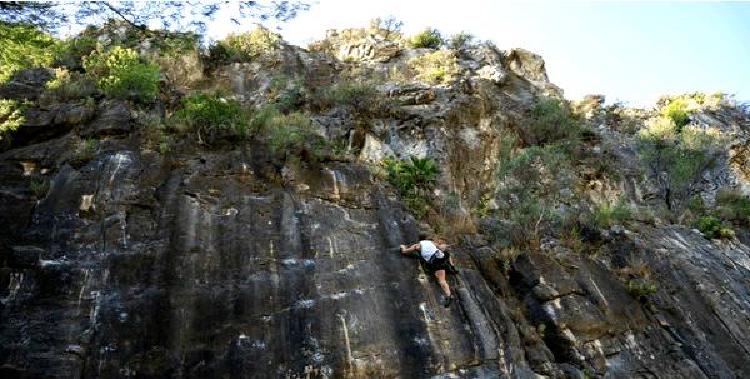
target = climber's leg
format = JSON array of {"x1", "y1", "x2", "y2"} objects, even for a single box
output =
[
  {"x1": 435, "y1": 269, "x2": 454, "y2": 307},
  {"x1": 435, "y1": 269, "x2": 451, "y2": 297}
]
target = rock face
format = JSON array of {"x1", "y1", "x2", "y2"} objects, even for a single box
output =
[
  {"x1": 4, "y1": 141, "x2": 750, "y2": 378},
  {"x1": 2, "y1": 31, "x2": 750, "y2": 379}
]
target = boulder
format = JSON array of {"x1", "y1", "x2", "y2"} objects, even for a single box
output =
[{"x1": 83, "y1": 100, "x2": 132, "y2": 137}]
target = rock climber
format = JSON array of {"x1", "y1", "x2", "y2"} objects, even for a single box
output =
[{"x1": 400, "y1": 233, "x2": 458, "y2": 307}]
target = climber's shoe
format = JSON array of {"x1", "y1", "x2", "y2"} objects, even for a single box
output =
[
  {"x1": 399, "y1": 244, "x2": 406, "y2": 253},
  {"x1": 448, "y1": 263, "x2": 459, "y2": 275},
  {"x1": 443, "y1": 295, "x2": 454, "y2": 308}
]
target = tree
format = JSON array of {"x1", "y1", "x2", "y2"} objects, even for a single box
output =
[
  {"x1": 0, "y1": 21, "x2": 58, "y2": 82},
  {"x1": 369, "y1": 16, "x2": 403, "y2": 40},
  {"x1": 0, "y1": 1, "x2": 310, "y2": 36}
]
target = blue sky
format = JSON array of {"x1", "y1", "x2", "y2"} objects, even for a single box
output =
[{"x1": 249, "y1": 0, "x2": 749, "y2": 107}]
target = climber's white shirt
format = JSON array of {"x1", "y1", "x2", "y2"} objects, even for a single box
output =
[{"x1": 419, "y1": 240, "x2": 443, "y2": 261}]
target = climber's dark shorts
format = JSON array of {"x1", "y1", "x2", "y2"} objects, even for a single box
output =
[{"x1": 425, "y1": 251, "x2": 451, "y2": 273}]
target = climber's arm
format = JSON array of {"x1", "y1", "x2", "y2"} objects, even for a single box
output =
[{"x1": 400, "y1": 243, "x2": 421, "y2": 255}]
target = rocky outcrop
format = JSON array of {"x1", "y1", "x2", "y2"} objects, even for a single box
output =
[{"x1": 312, "y1": 28, "x2": 403, "y2": 63}]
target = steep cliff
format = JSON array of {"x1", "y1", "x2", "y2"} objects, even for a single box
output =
[{"x1": 1, "y1": 24, "x2": 750, "y2": 378}]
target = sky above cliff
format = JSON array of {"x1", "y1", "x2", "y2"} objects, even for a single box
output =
[{"x1": 250, "y1": 0, "x2": 749, "y2": 108}]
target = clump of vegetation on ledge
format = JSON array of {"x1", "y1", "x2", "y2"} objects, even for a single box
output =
[
  {"x1": 637, "y1": 111, "x2": 725, "y2": 212},
  {"x1": 408, "y1": 50, "x2": 460, "y2": 85},
  {"x1": 0, "y1": 99, "x2": 26, "y2": 142},
  {"x1": 383, "y1": 157, "x2": 438, "y2": 218},
  {"x1": 0, "y1": 22, "x2": 57, "y2": 83},
  {"x1": 169, "y1": 92, "x2": 249, "y2": 143},
  {"x1": 83, "y1": 46, "x2": 161, "y2": 102},
  {"x1": 408, "y1": 28, "x2": 443, "y2": 49},
  {"x1": 208, "y1": 27, "x2": 281, "y2": 63}
]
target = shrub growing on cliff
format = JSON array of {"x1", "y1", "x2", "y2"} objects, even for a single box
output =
[
  {"x1": 495, "y1": 138, "x2": 578, "y2": 248},
  {"x1": 383, "y1": 156, "x2": 438, "y2": 218},
  {"x1": 637, "y1": 118, "x2": 723, "y2": 211},
  {"x1": 521, "y1": 99, "x2": 581, "y2": 146},
  {"x1": 29, "y1": 178, "x2": 49, "y2": 199},
  {"x1": 83, "y1": 47, "x2": 160, "y2": 102},
  {"x1": 41, "y1": 68, "x2": 97, "y2": 104},
  {"x1": 661, "y1": 98, "x2": 691, "y2": 130},
  {"x1": 695, "y1": 215, "x2": 734, "y2": 239},
  {"x1": 716, "y1": 189, "x2": 750, "y2": 225},
  {"x1": 408, "y1": 50, "x2": 460, "y2": 85},
  {"x1": 627, "y1": 278, "x2": 658, "y2": 298},
  {"x1": 266, "y1": 76, "x2": 306, "y2": 113},
  {"x1": 170, "y1": 92, "x2": 249, "y2": 143},
  {"x1": 0, "y1": 99, "x2": 25, "y2": 141},
  {"x1": 210, "y1": 27, "x2": 281, "y2": 62},
  {"x1": 368, "y1": 17, "x2": 404, "y2": 41},
  {"x1": 408, "y1": 28, "x2": 443, "y2": 49},
  {"x1": 0, "y1": 22, "x2": 57, "y2": 82},
  {"x1": 265, "y1": 112, "x2": 327, "y2": 161},
  {"x1": 448, "y1": 31, "x2": 474, "y2": 52},
  {"x1": 591, "y1": 197, "x2": 632, "y2": 228},
  {"x1": 53, "y1": 35, "x2": 97, "y2": 69},
  {"x1": 324, "y1": 80, "x2": 392, "y2": 119}
]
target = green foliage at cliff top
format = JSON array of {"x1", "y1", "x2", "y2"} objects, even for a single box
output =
[
  {"x1": 660, "y1": 98, "x2": 691, "y2": 130},
  {"x1": 637, "y1": 117, "x2": 724, "y2": 202},
  {"x1": 0, "y1": 22, "x2": 57, "y2": 82},
  {"x1": 209, "y1": 27, "x2": 281, "y2": 63},
  {"x1": 408, "y1": 28, "x2": 443, "y2": 49},
  {"x1": 83, "y1": 46, "x2": 161, "y2": 102}
]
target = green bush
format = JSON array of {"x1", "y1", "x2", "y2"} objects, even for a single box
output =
[
  {"x1": 53, "y1": 35, "x2": 98, "y2": 69},
  {"x1": 324, "y1": 81, "x2": 391, "y2": 118},
  {"x1": 327, "y1": 81, "x2": 377, "y2": 108},
  {"x1": 408, "y1": 28, "x2": 443, "y2": 49},
  {"x1": 83, "y1": 47, "x2": 160, "y2": 102},
  {"x1": 383, "y1": 156, "x2": 438, "y2": 218},
  {"x1": 448, "y1": 31, "x2": 474, "y2": 51},
  {"x1": 153, "y1": 33, "x2": 200, "y2": 57},
  {"x1": 267, "y1": 76, "x2": 306, "y2": 114},
  {"x1": 29, "y1": 178, "x2": 49, "y2": 198},
  {"x1": 248, "y1": 105, "x2": 325, "y2": 160},
  {"x1": 716, "y1": 189, "x2": 750, "y2": 225},
  {"x1": 0, "y1": 22, "x2": 57, "y2": 82},
  {"x1": 211, "y1": 27, "x2": 281, "y2": 62},
  {"x1": 41, "y1": 68, "x2": 97, "y2": 103},
  {"x1": 522, "y1": 99, "x2": 581, "y2": 146},
  {"x1": 495, "y1": 136, "x2": 578, "y2": 248},
  {"x1": 408, "y1": 50, "x2": 460, "y2": 85},
  {"x1": 696, "y1": 215, "x2": 734, "y2": 239},
  {"x1": 592, "y1": 197, "x2": 632, "y2": 228},
  {"x1": 0, "y1": 99, "x2": 26, "y2": 142},
  {"x1": 627, "y1": 278, "x2": 658, "y2": 297},
  {"x1": 504, "y1": 197, "x2": 550, "y2": 247},
  {"x1": 637, "y1": 120, "x2": 722, "y2": 211},
  {"x1": 383, "y1": 156, "x2": 438, "y2": 193},
  {"x1": 367, "y1": 17, "x2": 404, "y2": 41},
  {"x1": 73, "y1": 138, "x2": 98, "y2": 163},
  {"x1": 660, "y1": 98, "x2": 691, "y2": 130},
  {"x1": 170, "y1": 92, "x2": 249, "y2": 142},
  {"x1": 250, "y1": 103, "x2": 283, "y2": 132},
  {"x1": 265, "y1": 112, "x2": 326, "y2": 161}
]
